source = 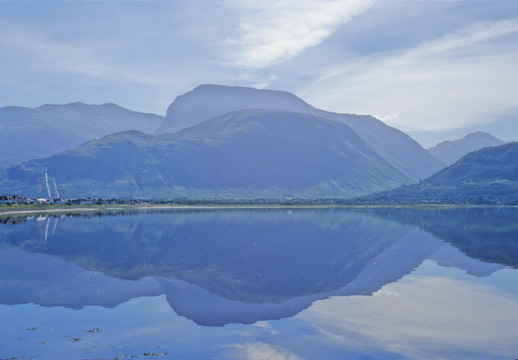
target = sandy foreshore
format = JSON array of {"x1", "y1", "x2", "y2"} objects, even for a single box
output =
[
  {"x1": 1, "y1": 203, "x2": 508, "y2": 217},
  {"x1": 0, "y1": 204, "x2": 351, "y2": 217}
]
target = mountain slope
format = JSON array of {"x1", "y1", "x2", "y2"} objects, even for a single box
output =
[
  {"x1": 157, "y1": 84, "x2": 445, "y2": 180},
  {"x1": 0, "y1": 102, "x2": 163, "y2": 166},
  {"x1": 0, "y1": 109, "x2": 412, "y2": 199},
  {"x1": 428, "y1": 132, "x2": 505, "y2": 166},
  {"x1": 364, "y1": 143, "x2": 518, "y2": 204}
]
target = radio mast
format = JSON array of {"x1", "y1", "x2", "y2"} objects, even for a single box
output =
[
  {"x1": 44, "y1": 172, "x2": 52, "y2": 198},
  {"x1": 52, "y1": 176, "x2": 60, "y2": 198}
]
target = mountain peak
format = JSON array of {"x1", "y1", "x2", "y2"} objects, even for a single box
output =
[
  {"x1": 0, "y1": 109, "x2": 412, "y2": 199},
  {"x1": 464, "y1": 132, "x2": 502, "y2": 141},
  {"x1": 429, "y1": 132, "x2": 505, "y2": 166},
  {"x1": 0, "y1": 103, "x2": 163, "y2": 165},
  {"x1": 190, "y1": 84, "x2": 302, "y2": 99},
  {"x1": 156, "y1": 84, "x2": 444, "y2": 180},
  {"x1": 157, "y1": 84, "x2": 314, "y2": 133}
]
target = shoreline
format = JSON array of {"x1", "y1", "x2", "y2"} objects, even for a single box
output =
[{"x1": 0, "y1": 203, "x2": 515, "y2": 217}]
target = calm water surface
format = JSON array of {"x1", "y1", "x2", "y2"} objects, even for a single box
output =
[{"x1": 1, "y1": 207, "x2": 517, "y2": 359}]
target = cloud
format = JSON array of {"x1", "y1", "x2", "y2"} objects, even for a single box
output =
[
  {"x1": 225, "y1": 341, "x2": 301, "y2": 360},
  {"x1": 0, "y1": 20, "x2": 161, "y2": 85},
  {"x1": 394, "y1": 19, "x2": 518, "y2": 64},
  {"x1": 0, "y1": 21, "x2": 101, "y2": 77},
  {"x1": 300, "y1": 18, "x2": 518, "y2": 133},
  {"x1": 227, "y1": 1, "x2": 373, "y2": 69}
]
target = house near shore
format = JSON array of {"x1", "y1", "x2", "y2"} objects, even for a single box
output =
[{"x1": 0, "y1": 195, "x2": 29, "y2": 205}]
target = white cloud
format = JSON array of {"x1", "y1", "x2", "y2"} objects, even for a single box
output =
[
  {"x1": 252, "y1": 320, "x2": 272, "y2": 329},
  {"x1": 249, "y1": 74, "x2": 279, "y2": 89},
  {"x1": 394, "y1": 19, "x2": 518, "y2": 64},
  {"x1": 226, "y1": 341, "x2": 301, "y2": 360},
  {"x1": 228, "y1": 0, "x2": 373, "y2": 69},
  {"x1": 300, "y1": 18, "x2": 518, "y2": 133}
]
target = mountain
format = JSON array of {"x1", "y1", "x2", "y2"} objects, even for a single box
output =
[
  {"x1": 364, "y1": 143, "x2": 518, "y2": 204},
  {"x1": 0, "y1": 109, "x2": 412, "y2": 199},
  {"x1": 0, "y1": 102, "x2": 163, "y2": 166},
  {"x1": 156, "y1": 84, "x2": 311, "y2": 133},
  {"x1": 157, "y1": 84, "x2": 444, "y2": 180},
  {"x1": 428, "y1": 132, "x2": 506, "y2": 166}
]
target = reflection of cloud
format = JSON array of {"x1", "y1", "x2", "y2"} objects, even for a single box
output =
[
  {"x1": 302, "y1": 18, "x2": 518, "y2": 133},
  {"x1": 228, "y1": 1, "x2": 373, "y2": 68},
  {"x1": 301, "y1": 272, "x2": 518, "y2": 359},
  {"x1": 226, "y1": 341, "x2": 301, "y2": 360},
  {"x1": 373, "y1": 289, "x2": 400, "y2": 298},
  {"x1": 252, "y1": 321, "x2": 271, "y2": 329}
]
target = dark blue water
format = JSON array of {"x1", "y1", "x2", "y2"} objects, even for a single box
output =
[{"x1": 1, "y1": 207, "x2": 517, "y2": 359}]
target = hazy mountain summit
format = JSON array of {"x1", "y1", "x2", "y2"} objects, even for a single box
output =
[
  {"x1": 0, "y1": 102, "x2": 163, "y2": 166},
  {"x1": 0, "y1": 109, "x2": 411, "y2": 199},
  {"x1": 159, "y1": 84, "x2": 444, "y2": 180},
  {"x1": 157, "y1": 84, "x2": 311, "y2": 133},
  {"x1": 428, "y1": 132, "x2": 505, "y2": 166}
]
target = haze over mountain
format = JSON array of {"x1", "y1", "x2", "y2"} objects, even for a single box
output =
[
  {"x1": 158, "y1": 85, "x2": 445, "y2": 180},
  {"x1": 366, "y1": 143, "x2": 518, "y2": 204},
  {"x1": 0, "y1": 109, "x2": 412, "y2": 199},
  {"x1": 0, "y1": 102, "x2": 163, "y2": 166},
  {"x1": 428, "y1": 132, "x2": 506, "y2": 166}
]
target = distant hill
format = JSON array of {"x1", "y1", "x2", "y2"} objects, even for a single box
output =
[
  {"x1": 0, "y1": 102, "x2": 163, "y2": 166},
  {"x1": 0, "y1": 109, "x2": 412, "y2": 199},
  {"x1": 364, "y1": 143, "x2": 518, "y2": 204},
  {"x1": 158, "y1": 84, "x2": 444, "y2": 180},
  {"x1": 428, "y1": 132, "x2": 505, "y2": 166}
]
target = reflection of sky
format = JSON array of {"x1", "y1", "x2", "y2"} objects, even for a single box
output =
[
  {"x1": 301, "y1": 261, "x2": 518, "y2": 359},
  {"x1": 2, "y1": 261, "x2": 518, "y2": 359}
]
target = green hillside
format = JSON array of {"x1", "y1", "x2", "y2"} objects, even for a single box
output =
[
  {"x1": 0, "y1": 102, "x2": 163, "y2": 166},
  {"x1": 364, "y1": 143, "x2": 518, "y2": 204},
  {"x1": 0, "y1": 109, "x2": 411, "y2": 199}
]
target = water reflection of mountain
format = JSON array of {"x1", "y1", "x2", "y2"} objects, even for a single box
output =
[
  {"x1": 366, "y1": 207, "x2": 518, "y2": 268},
  {"x1": 0, "y1": 208, "x2": 514, "y2": 326}
]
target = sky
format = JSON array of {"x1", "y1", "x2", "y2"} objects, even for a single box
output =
[{"x1": 1, "y1": 0, "x2": 517, "y2": 148}]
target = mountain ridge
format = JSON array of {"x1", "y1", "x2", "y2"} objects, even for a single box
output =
[
  {"x1": 0, "y1": 102, "x2": 163, "y2": 166},
  {"x1": 0, "y1": 109, "x2": 412, "y2": 199},
  {"x1": 158, "y1": 84, "x2": 444, "y2": 180},
  {"x1": 428, "y1": 131, "x2": 505, "y2": 166}
]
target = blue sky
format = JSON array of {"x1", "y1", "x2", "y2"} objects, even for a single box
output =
[{"x1": 1, "y1": 0, "x2": 517, "y2": 147}]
